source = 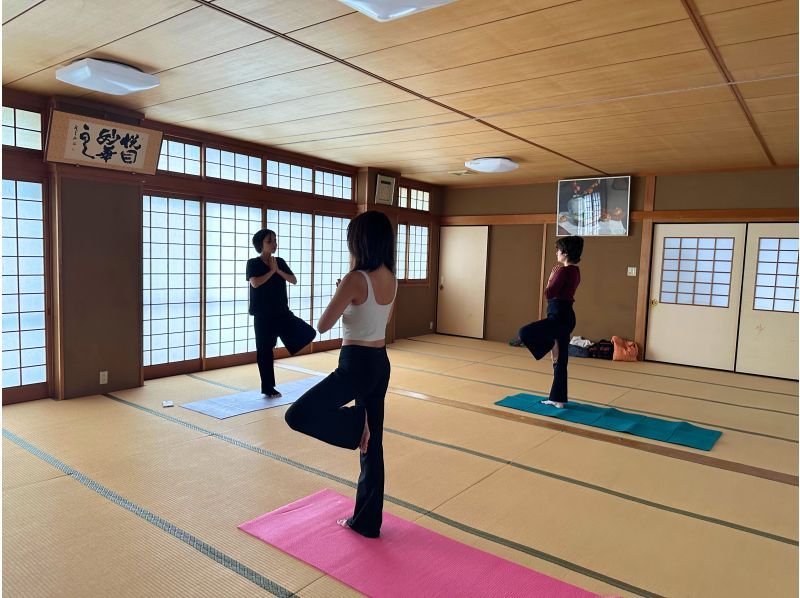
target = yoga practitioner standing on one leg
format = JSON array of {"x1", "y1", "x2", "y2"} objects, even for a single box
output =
[
  {"x1": 518, "y1": 235, "x2": 583, "y2": 408},
  {"x1": 284, "y1": 211, "x2": 396, "y2": 538},
  {"x1": 247, "y1": 229, "x2": 315, "y2": 398}
]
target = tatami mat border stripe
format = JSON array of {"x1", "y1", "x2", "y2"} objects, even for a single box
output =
[
  {"x1": 2, "y1": 428, "x2": 295, "y2": 598},
  {"x1": 103, "y1": 392, "x2": 659, "y2": 597},
  {"x1": 186, "y1": 372, "x2": 798, "y2": 546},
  {"x1": 384, "y1": 427, "x2": 798, "y2": 546},
  {"x1": 407, "y1": 337, "x2": 799, "y2": 398},
  {"x1": 272, "y1": 363, "x2": 799, "y2": 484},
  {"x1": 350, "y1": 357, "x2": 798, "y2": 442},
  {"x1": 390, "y1": 344, "x2": 799, "y2": 416}
]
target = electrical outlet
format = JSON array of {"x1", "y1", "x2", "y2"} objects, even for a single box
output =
[
  {"x1": 627, "y1": 267, "x2": 637, "y2": 277},
  {"x1": 429, "y1": 321, "x2": 434, "y2": 330},
  {"x1": 99, "y1": 371, "x2": 108, "y2": 385}
]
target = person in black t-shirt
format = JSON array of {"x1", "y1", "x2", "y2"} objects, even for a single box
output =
[{"x1": 247, "y1": 228, "x2": 315, "y2": 398}]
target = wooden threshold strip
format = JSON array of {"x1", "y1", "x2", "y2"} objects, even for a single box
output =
[{"x1": 275, "y1": 362, "x2": 798, "y2": 486}]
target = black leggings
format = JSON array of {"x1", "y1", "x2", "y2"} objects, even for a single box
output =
[
  {"x1": 253, "y1": 312, "x2": 316, "y2": 393},
  {"x1": 518, "y1": 299, "x2": 576, "y2": 403},
  {"x1": 284, "y1": 345, "x2": 390, "y2": 538}
]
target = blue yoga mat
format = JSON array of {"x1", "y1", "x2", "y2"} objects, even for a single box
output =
[
  {"x1": 496, "y1": 393, "x2": 722, "y2": 451},
  {"x1": 182, "y1": 375, "x2": 326, "y2": 419}
]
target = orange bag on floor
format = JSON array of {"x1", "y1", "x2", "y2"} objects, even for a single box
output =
[{"x1": 611, "y1": 336, "x2": 638, "y2": 361}]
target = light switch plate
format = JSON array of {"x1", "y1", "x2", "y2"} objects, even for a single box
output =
[{"x1": 627, "y1": 267, "x2": 637, "y2": 277}]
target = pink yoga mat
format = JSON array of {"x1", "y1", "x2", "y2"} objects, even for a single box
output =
[{"x1": 239, "y1": 489, "x2": 602, "y2": 597}]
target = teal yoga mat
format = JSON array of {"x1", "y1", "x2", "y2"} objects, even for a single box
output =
[{"x1": 496, "y1": 393, "x2": 722, "y2": 451}]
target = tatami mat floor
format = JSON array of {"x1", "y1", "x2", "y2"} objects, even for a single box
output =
[{"x1": 3, "y1": 334, "x2": 798, "y2": 597}]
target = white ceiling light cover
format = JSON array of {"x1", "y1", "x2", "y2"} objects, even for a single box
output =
[
  {"x1": 464, "y1": 157, "x2": 519, "y2": 173},
  {"x1": 337, "y1": 0, "x2": 458, "y2": 21},
  {"x1": 56, "y1": 58, "x2": 159, "y2": 95}
]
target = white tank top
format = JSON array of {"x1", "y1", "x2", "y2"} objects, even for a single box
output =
[{"x1": 342, "y1": 270, "x2": 397, "y2": 342}]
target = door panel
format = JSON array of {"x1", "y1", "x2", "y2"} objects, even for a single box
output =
[
  {"x1": 736, "y1": 223, "x2": 798, "y2": 379},
  {"x1": 436, "y1": 226, "x2": 488, "y2": 338},
  {"x1": 646, "y1": 223, "x2": 746, "y2": 370}
]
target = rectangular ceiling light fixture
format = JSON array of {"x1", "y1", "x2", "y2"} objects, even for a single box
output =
[{"x1": 337, "y1": 0, "x2": 459, "y2": 21}]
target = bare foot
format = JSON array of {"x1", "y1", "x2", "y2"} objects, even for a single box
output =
[
  {"x1": 540, "y1": 400, "x2": 565, "y2": 409},
  {"x1": 359, "y1": 416, "x2": 370, "y2": 454},
  {"x1": 336, "y1": 518, "x2": 349, "y2": 528}
]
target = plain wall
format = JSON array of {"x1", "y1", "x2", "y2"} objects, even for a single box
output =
[
  {"x1": 442, "y1": 170, "x2": 797, "y2": 343},
  {"x1": 60, "y1": 177, "x2": 142, "y2": 398},
  {"x1": 655, "y1": 169, "x2": 798, "y2": 210},
  {"x1": 485, "y1": 224, "x2": 543, "y2": 342}
]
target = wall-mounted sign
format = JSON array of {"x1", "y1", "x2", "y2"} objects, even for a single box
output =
[
  {"x1": 374, "y1": 174, "x2": 396, "y2": 206},
  {"x1": 45, "y1": 110, "x2": 162, "y2": 175}
]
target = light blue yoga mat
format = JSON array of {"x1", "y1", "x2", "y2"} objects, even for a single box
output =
[
  {"x1": 182, "y1": 375, "x2": 326, "y2": 419},
  {"x1": 496, "y1": 393, "x2": 722, "y2": 451}
]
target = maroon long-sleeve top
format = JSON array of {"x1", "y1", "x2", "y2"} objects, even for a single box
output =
[{"x1": 544, "y1": 265, "x2": 581, "y2": 301}]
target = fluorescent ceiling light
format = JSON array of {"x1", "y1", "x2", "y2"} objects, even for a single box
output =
[
  {"x1": 56, "y1": 58, "x2": 159, "y2": 95},
  {"x1": 337, "y1": 0, "x2": 459, "y2": 21},
  {"x1": 464, "y1": 157, "x2": 519, "y2": 173}
]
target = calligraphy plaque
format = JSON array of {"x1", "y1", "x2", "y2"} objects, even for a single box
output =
[{"x1": 45, "y1": 110, "x2": 163, "y2": 175}]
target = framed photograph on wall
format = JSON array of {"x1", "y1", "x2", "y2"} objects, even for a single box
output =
[
  {"x1": 374, "y1": 174, "x2": 396, "y2": 206},
  {"x1": 555, "y1": 175, "x2": 631, "y2": 237}
]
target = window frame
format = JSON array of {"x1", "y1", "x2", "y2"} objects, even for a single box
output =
[
  {"x1": 396, "y1": 180, "x2": 433, "y2": 213},
  {"x1": 157, "y1": 137, "x2": 203, "y2": 178},
  {"x1": 658, "y1": 236, "x2": 734, "y2": 309},
  {"x1": 396, "y1": 220, "x2": 430, "y2": 285},
  {"x1": 752, "y1": 236, "x2": 799, "y2": 313},
  {"x1": 1, "y1": 174, "x2": 52, "y2": 404}
]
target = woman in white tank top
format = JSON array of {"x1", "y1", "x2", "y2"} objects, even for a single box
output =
[{"x1": 285, "y1": 211, "x2": 396, "y2": 538}]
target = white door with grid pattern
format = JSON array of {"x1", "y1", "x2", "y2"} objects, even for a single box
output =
[
  {"x1": 436, "y1": 226, "x2": 488, "y2": 338},
  {"x1": 736, "y1": 223, "x2": 798, "y2": 379},
  {"x1": 646, "y1": 223, "x2": 746, "y2": 370}
]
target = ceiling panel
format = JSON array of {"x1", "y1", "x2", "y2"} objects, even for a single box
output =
[
  {"x1": 746, "y1": 93, "x2": 797, "y2": 113},
  {"x1": 557, "y1": 128, "x2": 773, "y2": 173},
  {"x1": 288, "y1": 129, "x2": 514, "y2": 157},
  {"x1": 435, "y1": 52, "x2": 727, "y2": 117},
  {"x1": 140, "y1": 62, "x2": 377, "y2": 123},
  {"x1": 719, "y1": 34, "x2": 798, "y2": 80},
  {"x1": 703, "y1": 0, "x2": 798, "y2": 46},
  {"x1": 228, "y1": 100, "x2": 453, "y2": 142},
  {"x1": 509, "y1": 103, "x2": 750, "y2": 141},
  {"x1": 2, "y1": 0, "x2": 795, "y2": 185},
  {"x1": 211, "y1": 0, "x2": 354, "y2": 33},
  {"x1": 693, "y1": 0, "x2": 777, "y2": 15},
  {"x1": 345, "y1": 0, "x2": 689, "y2": 80},
  {"x1": 273, "y1": 121, "x2": 495, "y2": 152},
  {"x1": 289, "y1": 0, "x2": 570, "y2": 58},
  {"x1": 752, "y1": 109, "x2": 799, "y2": 164},
  {"x1": 2, "y1": 0, "x2": 195, "y2": 83},
  {"x1": 260, "y1": 113, "x2": 475, "y2": 145},
  {"x1": 483, "y1": 87, "x2": 735, "y2": 130},
  {"x1": 174, "y1": 83, "x2": 417, "y2": 131},
  {"x1": 393, "y1": 20, "x2": 704, "y2": 98},
  {"x1": 2, "y1": 0, "x2": 43, "y2": 24}
]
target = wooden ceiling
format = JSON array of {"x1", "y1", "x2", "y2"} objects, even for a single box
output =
[{"x1": 3, "y1": 0, "x2": 797, "y2": 185}]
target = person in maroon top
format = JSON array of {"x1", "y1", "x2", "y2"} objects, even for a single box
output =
[{"x1": 518, "y1": 236, "x2": 583, "y2": 408}]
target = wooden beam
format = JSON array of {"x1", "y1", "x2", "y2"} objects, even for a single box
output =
[
  {"x1": 680, "y1": 0, "x2": 777, "y2": 165},
  {"x1": 441, "y1": 213, "x2": 556, "y2": 225},
  {"x1": 445, "y1": 208, "x2": 798, "y2": 227},
  {"x1": 632, "y1": 208, "x2": 799, "y2": 223},
  {"x1": 538, "y1": 224, "x2": 548, "y2": 320},
  {"x1": 635, "y1": 175, "x2": 656, "y2": 359}
]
